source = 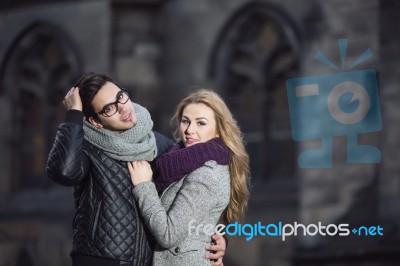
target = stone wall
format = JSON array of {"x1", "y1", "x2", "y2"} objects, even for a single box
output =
[
  {"x1": 111, "y1": 0, "x2": 165, "y2": 131},
  {"x1": 378, "y1": 0, "x2": 400, "y2": 239},
  {"x1": 297, "y1": 0, "x2": 381, "y2": 249}
]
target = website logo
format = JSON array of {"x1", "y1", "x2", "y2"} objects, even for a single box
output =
[
  {"x1": 286, "y1": 39, "x2": 382, "y2": 168},
  {"x1": 188, "y1": 220, "x2": 384, "y2": 241}
]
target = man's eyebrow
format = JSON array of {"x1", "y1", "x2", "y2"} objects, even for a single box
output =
[{"x1": 102, "y1": 90, "x2": 123, "y2": 107}]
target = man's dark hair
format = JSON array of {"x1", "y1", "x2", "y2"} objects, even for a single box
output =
[{"x1": 74, "y1": 72, "x2": 121, "y2": 119}]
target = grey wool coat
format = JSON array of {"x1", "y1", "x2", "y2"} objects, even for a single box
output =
[{"x1": 132, "y1": 160, "x2": 230, "y2": 266}]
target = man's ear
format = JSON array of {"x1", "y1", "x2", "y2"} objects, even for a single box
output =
[{"x1": 88, "y1": 117, "x2": 103, "y2": 128}]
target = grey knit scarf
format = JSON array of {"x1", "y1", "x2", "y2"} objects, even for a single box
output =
[{"x1": 83, "y1": 102, "x2": 157, "y2": 162}]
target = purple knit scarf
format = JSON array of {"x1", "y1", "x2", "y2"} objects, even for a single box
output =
[{"x1": 155, "y1": 138, "x2": 230, "y2": 193}]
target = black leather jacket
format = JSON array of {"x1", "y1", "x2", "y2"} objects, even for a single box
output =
[{"x1": 46, "y1": 110, "x2": 174, "y2": 266}]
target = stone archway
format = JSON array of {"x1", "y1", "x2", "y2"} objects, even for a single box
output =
[
  {"x1": 209, "y1": 1, "x2": 301, "y2": 184},
  {"x1": 0, "y1": 21, "x2": 82, "y2": 193}
]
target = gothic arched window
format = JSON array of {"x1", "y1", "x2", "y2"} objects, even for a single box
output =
[
  {"x1": 209, "y1": 2, "x2": 301, "y2": 185},
  {"x1": 0, "y1": 21, "x2": 82, "y2": 193}
]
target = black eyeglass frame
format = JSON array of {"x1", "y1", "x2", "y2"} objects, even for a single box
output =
[{"x1": 97, "y1": 89, "x2": 130, "y2": 117}]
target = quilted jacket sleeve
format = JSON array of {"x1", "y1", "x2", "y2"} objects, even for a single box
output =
[
  {"x1": 153, "y1": 131, "x2": 174, "y2": 158},
  {"x1": 46, "y1": 110, "x2": 90, "y2": 186}
]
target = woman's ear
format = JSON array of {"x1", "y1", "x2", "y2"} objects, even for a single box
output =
[{"x1": 88, "y1": 117, "x2": 103, "y2": 128}]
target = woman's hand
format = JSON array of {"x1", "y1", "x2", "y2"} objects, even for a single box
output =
[{"x1": 128, "y1": 160, "x2": 153, "y2": 186}]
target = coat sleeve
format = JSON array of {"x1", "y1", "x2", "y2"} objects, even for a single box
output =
[
  {"x1": 132, "y1": 162, "x2": 225, "y2": 248},
  {"x1": 46, "y1": 110, "x2": 90, "y2": 186}
]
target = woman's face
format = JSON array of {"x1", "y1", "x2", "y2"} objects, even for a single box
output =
[{"x1": 179, "y1": 103, "x2": 219, "y2": 147}]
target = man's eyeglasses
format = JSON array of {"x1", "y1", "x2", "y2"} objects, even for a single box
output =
[{"x1": 97, "y1": 89, "x2": 130, "y2": 117}]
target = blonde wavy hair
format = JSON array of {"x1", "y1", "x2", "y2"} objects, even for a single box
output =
[{"x1": 172, "y1": 89, "x2": 250, "y2": 224}]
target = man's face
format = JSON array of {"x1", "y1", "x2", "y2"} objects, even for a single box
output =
[{"x1": 90, "y1": 81, "x2": 137, "y2": 132}]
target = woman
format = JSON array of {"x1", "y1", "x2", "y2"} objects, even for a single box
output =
[{"x1": 128, "y1": 89, "x2": 250, "y2": 265}]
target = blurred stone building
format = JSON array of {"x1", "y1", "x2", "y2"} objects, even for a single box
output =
[{"x1": 0, "y1": 0, "x2": 399, "y2": 265}]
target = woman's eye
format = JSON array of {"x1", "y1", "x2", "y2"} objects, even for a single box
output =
[
  {"x1": 181, "y1": 120, "x2": 189, "y2": 124},
  {"x1": 198, "y1": 121, "x2": 206, "y2": 126}
]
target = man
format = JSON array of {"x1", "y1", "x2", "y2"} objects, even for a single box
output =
[{"x1": 46, "y1": 73, "x2": 226, "y2": 266}]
